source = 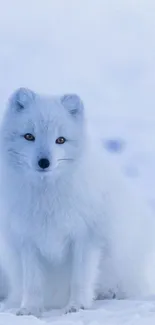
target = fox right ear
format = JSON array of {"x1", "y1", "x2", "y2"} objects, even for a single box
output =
[
  {"x1": 60, "y1": 94, "x2": 84, "y2": 119},
  {"x1": 9, "y1": 87, "x2": 35, "y2": 111}
]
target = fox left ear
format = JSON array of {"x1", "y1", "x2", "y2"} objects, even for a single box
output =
[
  {"x1": 9, "y1": 87, "x2": 35, "y2": 112},
  {"x1": 61, "y1": 94, "x2": 84, "y2": 118}
]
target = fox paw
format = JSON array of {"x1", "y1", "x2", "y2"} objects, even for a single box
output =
[
  {"x1": 64, "y1": 303, "x2": 84, "y2": 314},
  {"x1": 16, "y1": 306, "x2": 42, "y2": 318}
]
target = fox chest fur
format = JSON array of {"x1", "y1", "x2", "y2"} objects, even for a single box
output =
[{"x1": 1, "y1": 171, "x2": 101, "y2": 262}]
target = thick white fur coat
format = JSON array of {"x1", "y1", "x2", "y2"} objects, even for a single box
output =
[{"x1": 0, "y1": 88, "x2": 155, "y2": 316}]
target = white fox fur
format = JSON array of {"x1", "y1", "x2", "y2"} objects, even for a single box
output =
[{"x1": 0, "y1": 88, "x2": 155, "y2": 317}]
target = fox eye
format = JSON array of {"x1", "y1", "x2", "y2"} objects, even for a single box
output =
[
  {"x1": 24, "y1": 133, "x2": 35, "y2": 141},
  {"x1": 55, "y1": 137, "x2": 66, "y2": 144}
]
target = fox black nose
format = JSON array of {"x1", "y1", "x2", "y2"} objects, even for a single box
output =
[{"x1": 38, "y1": 158, "x2": 50, "y2": 169}]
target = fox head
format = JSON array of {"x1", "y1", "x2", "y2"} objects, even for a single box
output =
[{"x1": 1, "y1": 88, "x2": 85, "y2": 182}]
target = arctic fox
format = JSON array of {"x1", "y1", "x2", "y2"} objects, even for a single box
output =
[
  {"x1": 0, "y1": 88, "x2": 155, "y2": 317},
  {"x1": 0, "y1": 88, "x2": 108, "y2": 316}
]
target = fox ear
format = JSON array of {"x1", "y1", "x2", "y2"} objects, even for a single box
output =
[
  {"x1": 9, "y1": 87, "x2": 35, "y2": 111},
  {"x1": 61, "y1": 94, "x2": 84, "y2": 118}
]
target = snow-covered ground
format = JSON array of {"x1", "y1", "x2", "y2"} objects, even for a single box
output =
[
  {"x1": 1, "y1": 300, "x2": 155, "y2": 325},
  {"x1": 0, "y1": 0, "x2": 155, "y2": 324}
]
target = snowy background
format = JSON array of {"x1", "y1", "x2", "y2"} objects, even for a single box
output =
[{"x1": 0, "y1": 0, "x2": 155, "y2": 324}]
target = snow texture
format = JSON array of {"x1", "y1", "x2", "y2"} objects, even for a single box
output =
[
  {"x1": 0, "y1": 0, "x2": 155, "y2": 324},
  {"x1": 1, "y1": 300, "x2": 155, "y2": 325}
]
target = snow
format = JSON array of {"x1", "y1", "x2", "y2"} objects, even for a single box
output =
[
  {"x1": 1, "y1": 300, "x2": 155, "y2": 325},
  {"x1": 1, "y1": 0, "x2": 155, "y2": 324}
]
